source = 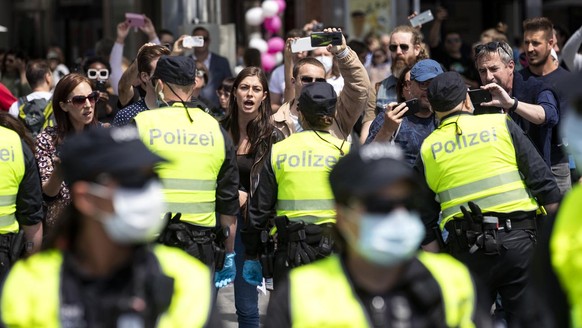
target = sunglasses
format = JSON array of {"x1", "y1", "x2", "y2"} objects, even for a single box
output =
[
  {"x1": 195, "y1": 70, "x2": 206, "y2": 78},
  {"x1": 300, "y1": 76, "x2": 326, "y2": 83},
  {"x1": 388, "y1": 43, "x2": 410, "y2": 52},
  {"x1": 474, "y1": 41, "x2": 511, "y2": 58},
  {"x1": 87, "y1": 68, "x2": 109, "y2": 80},
  {"x1": 65, "y1": 91, "x2": 100, "y2": 106},
  {"x1": 361, "y1": 195, "x2": 419, "y2": 214}
]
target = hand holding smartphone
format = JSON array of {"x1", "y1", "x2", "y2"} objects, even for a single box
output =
[
  {"x1": 398, "y1": 98, "x2": 421, "y2": 117},
  {"x1": 468, "y1": 89, "x2": 502, "y2": 115}
]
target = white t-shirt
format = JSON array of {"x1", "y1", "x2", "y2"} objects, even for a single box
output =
[{"x1": 8, "y1": 91, "x2": 53, "y2": 118}]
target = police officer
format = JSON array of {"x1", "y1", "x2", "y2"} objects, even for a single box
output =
[
  {"x1": 415, "y1": 71, "x2": 561, "y2": 323},
  {"x1": 266, "y1": 142, "x2": 491, "y2": 327},
  {"x1": 0, "y1": 126, "x2": 219, "y2": 327},
  {"x1": 0, "y1": 112, "x2": 43, "y2": 278},
  {"x1": 242, "y1": 82, "x2": 350, "y2": 288},
  {"x1": 133, "y1": 55, "x2": 239, "y2": 289}
]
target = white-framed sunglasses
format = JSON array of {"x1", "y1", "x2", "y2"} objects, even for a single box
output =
[{"x1": 87, "y1": 68, "x2": 109, "y2": 80}]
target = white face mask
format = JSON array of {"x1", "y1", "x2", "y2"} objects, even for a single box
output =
[
  {"x1": 562, "y1": 111, "x2": 582, "y2": 172},
  {"x1": 316, "y1": 55, "x2": 333, "y2": 74},
  {"x1": 90, "y1": 180, "x2": 167, "y2": 244},
  {"x1": 341, "y1": 208, "x2": 425, "y2": 267}
]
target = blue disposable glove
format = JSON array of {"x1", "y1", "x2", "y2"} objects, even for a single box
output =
[
  {"x1": 243, "y1": 259, "x2": 263, "y2": 286},
  {"x1": 214, "y1": 252, "x2": 236, "y2": 288}
]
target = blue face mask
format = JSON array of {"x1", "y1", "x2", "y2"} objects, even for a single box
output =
[
  {"x1": 342, "y1": 208, "x2": 425, "y2": 267},
  {"x1": 562, "y1": 111, "x2": 582, "y2": 172}
]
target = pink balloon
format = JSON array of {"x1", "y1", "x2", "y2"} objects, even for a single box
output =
[
  {"x1": 267, "y1": 37, "x2": 285, "y2": 54},
  {"x1": 276, "y1": 0, "x2": 286, "y2": 14},
  {"x1": 261, "y1": 53, "x2": 277, "y2": 72},
  {"x1": 264, "y1": 16, "x2": 282, "y2": 33}
]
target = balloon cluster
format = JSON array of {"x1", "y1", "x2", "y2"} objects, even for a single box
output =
[{"x1": 245, "y1": 0, "x2": 286, "y2": 72}]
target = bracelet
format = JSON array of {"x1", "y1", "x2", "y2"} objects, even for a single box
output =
[{"x1": 508, "y1": 97, "x2": 518, "y2": 112}]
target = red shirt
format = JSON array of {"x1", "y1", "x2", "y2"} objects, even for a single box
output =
[{"x1": 0, "y1": 83, "x2": 16, "y2": 112}]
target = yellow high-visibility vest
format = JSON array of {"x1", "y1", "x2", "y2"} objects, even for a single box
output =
[
  {"x1": 420, "y1": 114, "x2": 538, "y2": 230},
  {"x1": 0, "y1": 245, "x2": 213, "y2": 327},
  {"x1": 289, "y1": 252, "x2": 476, "y2": 327},
  {"x1": 0, "y1": 126, "x2": 24, "y2": 234},
  {"x1": 135, "y1": 105, "x2": 225, "y2": 227},
  {"x1": 270, "y1": 131, "x2": 350, "y2": 224}
]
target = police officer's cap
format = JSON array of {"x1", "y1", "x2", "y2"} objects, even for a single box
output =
[
  {"x1": 427, "y1": 71, "x2": 467, "y2": 112},
  {"x1": 329, "y1": 143, "x2": 419, "y2": 205},
  {"x1": 298, "y1": 81, "x2": 337, "y2": 117},
  {"x1": 60, "y1": 126, "x2": 166, "y2": 186},
  {"x1": 153, "y1": 55, "x2": 197, "y2": 86}
]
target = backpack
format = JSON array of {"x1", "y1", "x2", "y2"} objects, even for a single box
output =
[{"x1": 17, "y1": 96, "x2": 54, "y2": 137}]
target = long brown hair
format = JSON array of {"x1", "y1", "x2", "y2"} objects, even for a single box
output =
[
  {"x1": 52, "y1": 73, "x2": 98, "y2": 145},
  {"x1": 223, "y1": 66, "x2": 273, "y2": 154}
]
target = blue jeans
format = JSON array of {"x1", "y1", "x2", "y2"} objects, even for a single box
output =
[{"x1": 234, "y1": 213, "x2": 259, "y2": 327}]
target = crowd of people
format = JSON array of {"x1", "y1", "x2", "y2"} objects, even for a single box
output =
[{"x1": 0, "y1": 7, "x2": 581, "y2": 328}]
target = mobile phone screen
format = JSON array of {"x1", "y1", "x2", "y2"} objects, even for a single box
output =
[{"x1": 310, "y1": 32, "x2": 342, "y2": 47}]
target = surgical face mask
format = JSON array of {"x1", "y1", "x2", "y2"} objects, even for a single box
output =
[
  {"x1": 341, "y1": 208, "x2": 425, "y2": 267},
  {"x1": 562, "y1": 110, "x2": 582, "y2": 171},
  {"x1": 316, "y1": 55, "x2": 333, "y2": 74},
  {"x1": 90, "y1": 179, "x2": 167, "y2": 244}
]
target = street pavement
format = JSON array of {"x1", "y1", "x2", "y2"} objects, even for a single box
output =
[{"x1": 216, "y1": 284, "x2": 270, "y2": 327}]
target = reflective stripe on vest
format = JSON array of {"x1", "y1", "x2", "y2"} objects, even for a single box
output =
[
  {"x1": 289, "y1": 253, "x2": 476, "y2": 327},
  {"x1": 420, "y1": 114, "x2": 538, "y2": 230},
  {"x1": 135, "y1": 106, "x2": 225, "y2": 227},
  {"x1": 551, "y1": 185, "x2": 582, "y2": 327},
  {"x1": 271, "y1": 131, "x2": 349, "y2": 224},
  {"x1": 0, "y1": 246, "x2": 212, "y2": 327},
  {"x1": 0, "y1": 127, "x2": 25, "y2": 233}
]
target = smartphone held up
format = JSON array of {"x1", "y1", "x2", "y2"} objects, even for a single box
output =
[
  {"x1": 125, "y1": 13, "x2": 145, "y2": 28},
  {"x1": 409, "y1": 10, "x2": 434, "y2": 27},
  {"x1": 183, "y1": 36, "x2": 205, "y2": 48}
]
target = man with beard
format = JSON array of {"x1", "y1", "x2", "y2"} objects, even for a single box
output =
[
  {"x1": 375, "y1": 25, "x2": 429, "y2": 109},
  {"x1": 365, "y1": 60, "x2": 442, "y2": 169},
  {"x1": 519, "y1": 17, "x2": 572, "y2": 194},
  {"x1": 365, "y1": 26, "x2": 430, "y2": 142}
]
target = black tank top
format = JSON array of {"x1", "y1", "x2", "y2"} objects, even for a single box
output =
[{"x1": 236, "y1": 153, "x2": 254, "y2": 191}]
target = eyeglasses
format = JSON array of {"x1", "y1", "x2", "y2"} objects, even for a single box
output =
[
  {"x1": 388, "y1": 44, "x2": 410, "y2": 52},
  {"x1": 474, "y1": 41, "x2": 511, "y2": 58},
  {"x1": 65, "y1": 91, "x2": 100, "y2": 106},
  {"x1": 87, "y1": 68, "x2": 109, "y2": 80},
  {"x1": 300, "y1": 76, "x2": 326, "y2": 84}
]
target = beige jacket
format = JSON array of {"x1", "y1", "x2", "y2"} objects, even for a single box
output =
[{"x1": 272, "y1": 47, "x2": 371, "y2": 139}]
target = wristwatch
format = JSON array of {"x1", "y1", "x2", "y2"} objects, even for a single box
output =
[{"x1": 508, "y1": 97, "x2": 518, "y2": 112}]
